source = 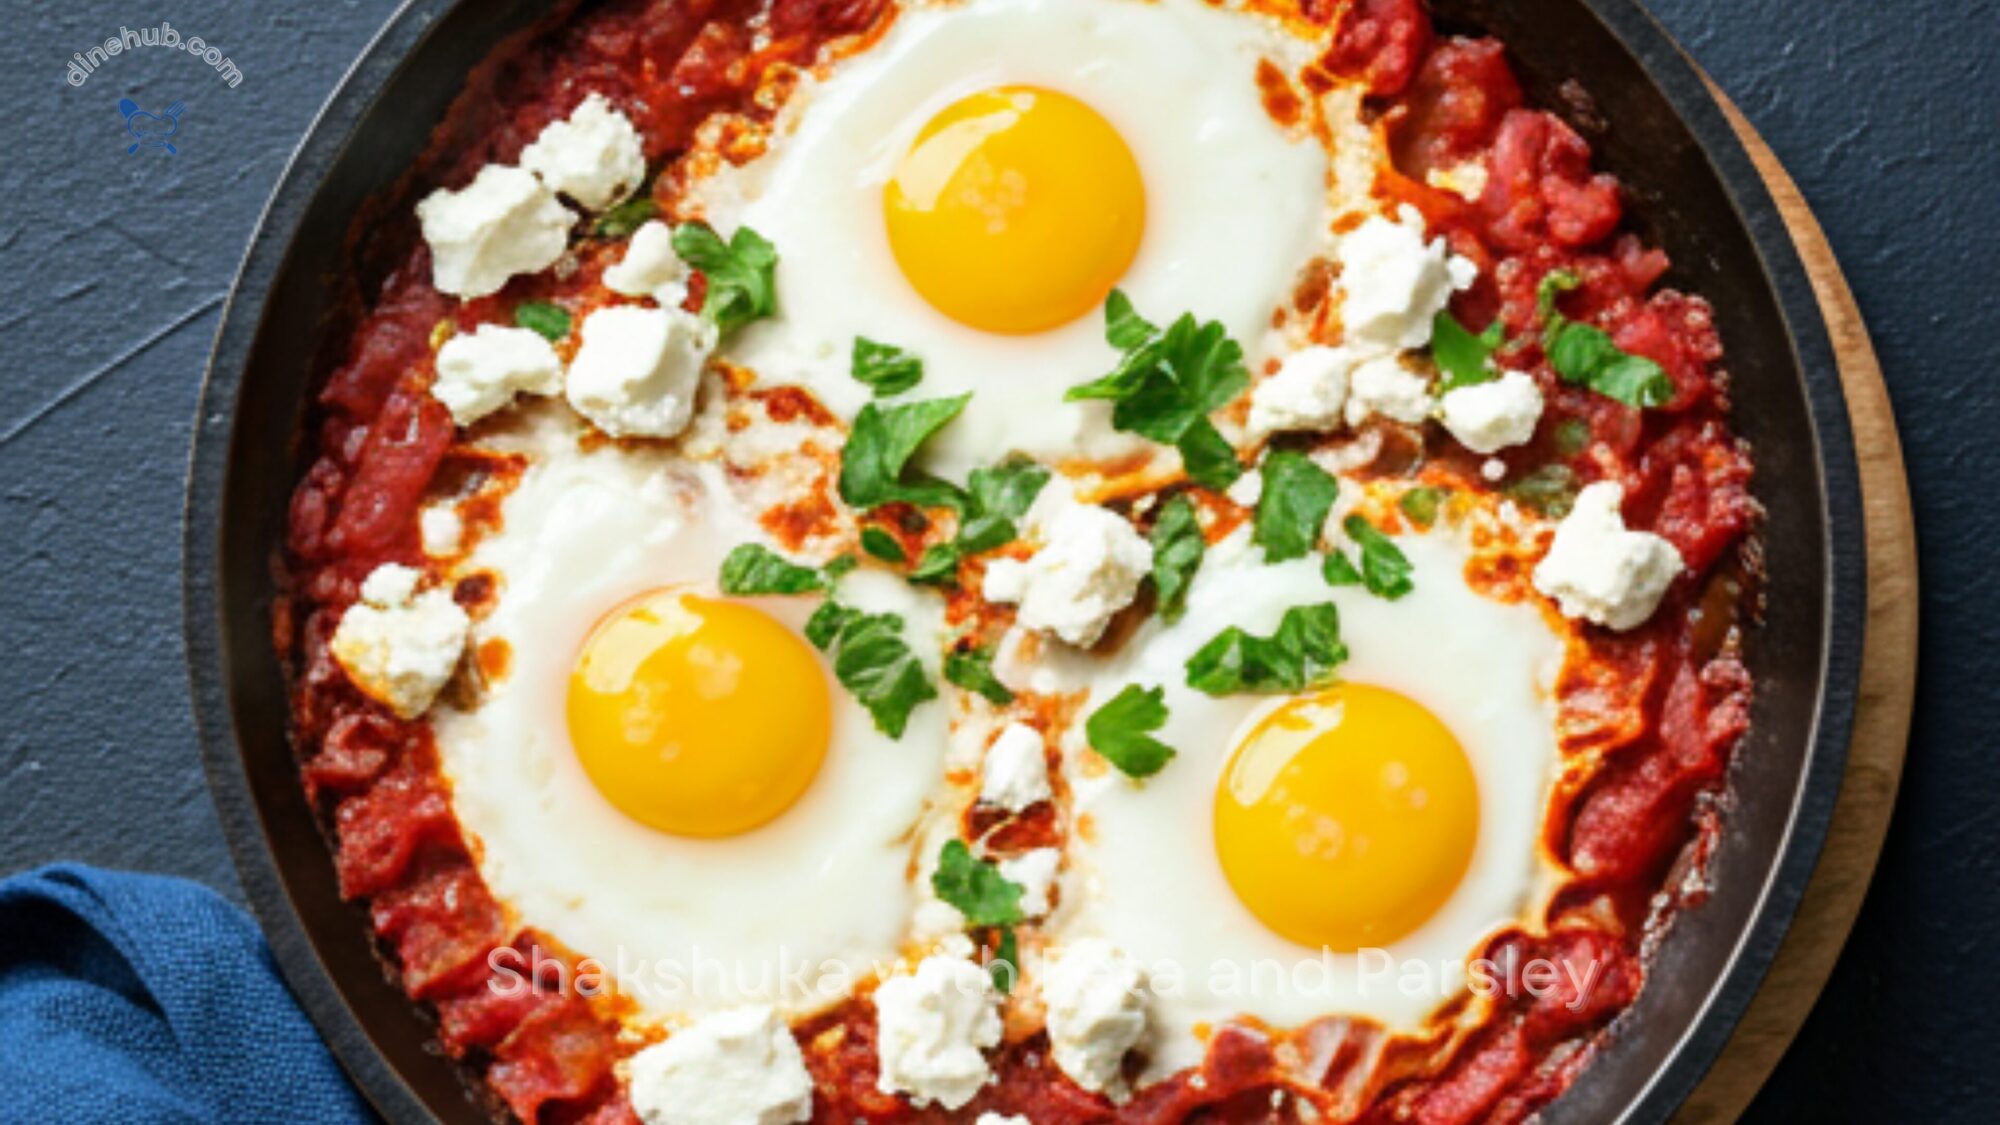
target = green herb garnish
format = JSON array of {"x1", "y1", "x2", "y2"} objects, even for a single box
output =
[
  {"x1": 906, "y1": 457, "x2": 1051, "y2": 588},
  {"x1": 1185, "y1": 603, "x2": 1347, "y2": 696},
  {"x1": 672, "y1": 222, "x2": 778, "y2": 333},
  {"x1": 851, "y1": 337, "x2": 924, "y2": 397},
  {"x1": 593, "y1": 196, "x2": 656, "y2": 239},
  {"x1": 810, "y1": 604, "x2": 937, "y2": 736},
  {"x1": 1535, "y1": 271, "x2": 1673, "y2": 408},
  {"x1": 1083, "y1": 684, "x2": 1178, "y2": 779},
  {"x1": 1342, "y1": 515, "x2": 1414, "y2": 600},
  {"x1": 1400, "y1": 486, "x2": 1446, "y2": 527},
  {"x1": 1322, "y1": 550, "x2": 1362, "y2": 586},
  {"x1": 1253, "y1": 451, "x2": 1340, "y2": 563},
  {"x1": 931, "y1": 839, "x2": 1024, "y2": 927},
  {"x1": 1066, "y1": 291, "x2": 1248, "y2": 489},
  {"x1": 1505, "y1": 463, "x2": 1580, "y2": 518},
  {"x1": 944, "y1": 644, "x2": 1013, "y2": 706},
  {"x1": 720, "y1": 544, "x2": 832, "y2": 595},
  {"x1": 1148, "y1": 494, "x2": 1205, "y2": 624},
  {"x1": 837, "y1": 394, "x2": 972, "y2": 513},
  {"x1": 513, "y1": 301, "x2": 571, "y2": 342},
  {"x1": 1432, "y1": 311, "x2": 1505, "y2": 392},
  {"x1": 860, "y1": 527, "x2": 907, "y2": 563},
  {"x1": 990, "y1": 926, "x2": 1019, "y2": 994}
]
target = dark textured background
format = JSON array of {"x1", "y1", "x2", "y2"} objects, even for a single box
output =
[{"x1": 0, "y1": 2, "x2": 1992, "y2": 1120}]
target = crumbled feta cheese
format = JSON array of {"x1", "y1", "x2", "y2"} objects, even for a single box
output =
[
  {"x1": 626, "y1": 1006, "x2": 813, "y2": 1125},
  {"x1": 329, "y1": 564, "x2": 469, "y2": 719},
  {"x1": 1481, "y1": 458, "x2": 1507, "y2": 482},
  {"x1": 911, "y1": 897, "x2": 968, "y2": 943},
  {"x1": 998, "y1": 848, "x2": 1060, "y2": 917},
  {"x1": 1343, "y1": 354, "x2": 1435, "y2": 427},
  {"x1": 873, "y1": 952, "x2": 1002, "y2": 1109},
  {"x1": 1336, "y1": 206, "x2": 1477, "y2": 351},
  {"x1": 1425, "y1": 159, "x2": 1490, "y2": 201},
  {"x1": 1042, "y1": 939, "x2": 1148, "y2": 1098},
  {"x1": 419, "y1": 506, "x2": 464, "y2": 557},
  {"x1": 415, "y1": 164, "x2": 574, "y2": 299},
  {"x1": 1247, "y1": 345, "x2": 1354, "y2": 436},
  {"x1": 1532, "y1": 482, "x2": 1685, "y2": 631},
  {"x1": 519, "y1": 93, "x2": 647, "y2": 212},
  {"x1": 982, "y1": 505, "x2": 1152, "y2": 648},
  {"x1": 565, "y1": 305, "x2": 718, "y2": 438},
  {"x1": 1440, "y1": 370, "x2": 1545, "y2": 454},
  {"x1": 604, "y1": 220, "x2": 691, "y2": 306},
  {"x1": 430, "y1": 323, "x2": 563, "y2": 426},
  {"x1": 976, "y1": 1115, "x2": 1030, "y2": 1125},
  {"x1": 979, "y1": 723, "x2": 1051, "y2": 811}
]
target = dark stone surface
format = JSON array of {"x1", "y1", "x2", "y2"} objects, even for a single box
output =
[{"x1": 0, "y1": 2, "x2": 1991, "y2": 1120}]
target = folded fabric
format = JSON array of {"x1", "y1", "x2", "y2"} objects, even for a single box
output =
[{"x1": 0, "y1": 863, "x2": 372, "y2": 1124}]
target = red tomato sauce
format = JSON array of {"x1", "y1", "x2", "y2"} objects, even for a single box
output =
[{"x1": 280, "y1": 1, "x2": 1757, "y2": 1121}]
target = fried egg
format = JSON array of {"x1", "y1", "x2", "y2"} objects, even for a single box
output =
[
  {"x1": 687, "y1": 0, "x2": 1336, "y2": 480},
  {"x1": 1049, "y1": 489, "x2": 1568, "y2": 1076},
  {"x1": 431, "y1": 407, "x2": 953, "y2": 1025}
]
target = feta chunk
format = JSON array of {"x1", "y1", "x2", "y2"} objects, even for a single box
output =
[
  {"x1": 604, "y1": 220, "x2": 690, "y2": 306},
  {"x1": 997, "y1": 848, "x2": 1060, "y2": 917},
  {"x1": 329, "y1": 564, "x2": 469, "y2": 719},
  {"x1": 1336, "y1": 207, "x2": 1477, "y2": 351},
  {"x1": 626, "y1": 1006, "x2": 813, "y2": 1125},
  {"x1": 565, "y1": 305, "x2": 717, "y2": 438},
  {"x1": 979, "y1": 723, "x2": 1051, "y2": 811},
  {"x1": 430, "y1": 324, "x2": 563, "y2": 426},
  {"x1": 1344, "y1": 354, "x2": 1435, "y2": 427},
  {"x1": 418, "y1": 506, "x2": 464, "y2": 557},
  {"x1": 1532, "y1": 482, "x2": 1685, "y2": 631},
  {"x1": 416, "y1": 164, "x2": 574, "y2": 299},
  {"x1": 982, "y1": 505, "x2": 1152, "y2": 647},
  {"x1": 519, "y1": 93, "x2": 647, "y2": 212},
  {"x1": 1247, "y1": 345, "x2": 1354, "y2": 436},
  {"x1": 1440, "y1": 370, "x2": 1545, "y2": 454},
  {"x1": 873, "y1": 952, "x2": 1002, "y2": 1109},
  {"x1": 1042, "y1": 939, "x2": 1148, "y2": 1098}
]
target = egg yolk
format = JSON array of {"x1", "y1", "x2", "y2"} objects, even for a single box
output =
[
  {"x1": 1213, "y1": 684, "x2": 1478, "y2": 952},
  {"x1": 567, "y1": 590, "x2": 831, "y2": 838},
  {"x1": 884, "y1": 85, "x2": 1145, "y2": 335}
]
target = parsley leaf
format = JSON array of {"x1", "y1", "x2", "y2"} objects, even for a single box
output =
[
  {"x1": 1342, "y1": 516, "x2": 1414, "y2": 600},
  {"x1": 1553, "y1": 417, "x2": 1592, "y2": 456},
  {"x1": 907, "y1": 457, "x2": 1050, "y2": 589},
  {"x1": 592, "y1": 197, "x2": 656, "y2": 239},
  {"x1": 1432, "y1": 311, "x2": 1505, "y2": 392},
  {"x1": 1323, "y1": 550, "x2": 1362, "y2": 586},
  {"x1": 1149, "y1": 494, "x2": 1205, "y2": 624},
  {"x1": 851, "y1": 337, "x2": 924, "y2": 397},
  {"x1": 1253, "y1": 451, "x2": 1340, "y2": 563},
  {"x1": 1185, "y1": 603, "x2": 1347, "y2": 696},
  {"x1": 1066, "y1": 292, "x2": 1248, "y2": 489},
  {"x1": 1535, "y1": 270, "x2": 1673, "y2": 408},
  {"x1": 513, "y1": 301, "x2": 570, "y2": 342},
  {"x1": 908, "y1": 544, "x2": 962, "y2": 586},
  {"x1": 672, "y1": 222, "x2": 778, "y2": 333},
  {"x1": 1083, "y1": 685, "x2": 1177, "y2": 779},
  {"x1": 967, "y1": 458, "x2": 1051, "y2": 528},
  {"x1": 838, "y1": 394, "x2": 972, "y2": 513},
  {"x1": 720, "y1": 544, "x2": 830, "y2": 595},
  {"x1": 1505, "y1": 464, "x2": 1580, "y2": 518},
  {"x1": 944, "y1": 644, "x2": 1014, "y2": 705},
  {"x1": 990, "y1": 926, "x2": 1019, "y2": 994},
  {"x1": 1400, "y1": 486, "x2": 1446, "y2": 528},
  {"x1": 860, "y1": 527, "x2": 907, "y2": 563},
  {"x1": 931, "y1": 839, "x2": 1024, "y2": 927},
  {"x1": 820, "y1": 608, "x2": 937, "y2": 737}
]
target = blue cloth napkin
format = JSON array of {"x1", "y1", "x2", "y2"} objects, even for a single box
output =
[{"x1": 0, "y1": 863, "x2": 372, "y2": 1124}]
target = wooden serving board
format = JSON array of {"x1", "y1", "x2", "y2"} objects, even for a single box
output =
[{"x1": 1669, "y1": 95, "x2": 1920, "y2": 1122}]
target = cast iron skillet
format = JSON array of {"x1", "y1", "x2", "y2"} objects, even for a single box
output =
[{"x1": 184, "y1": 0, "x2": 1865, "y2": 1120}]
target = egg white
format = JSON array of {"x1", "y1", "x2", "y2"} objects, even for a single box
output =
[
  {"x1": 688, "y1": 0, "x2": 1335, "y2": 481},
  {"x1": 1047, "y1": 508, "x2": 1568, "y2": 1076},
  {"x1": 432, "y1": 408, "x2": 954, "y2": 1026}
]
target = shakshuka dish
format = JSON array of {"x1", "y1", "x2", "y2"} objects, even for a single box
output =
[{"x1": 279, "y1": 0, "x2": 1760, "y2": 1120}]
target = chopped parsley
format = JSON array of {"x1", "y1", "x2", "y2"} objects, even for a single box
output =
[
  {"x1": 1185, "y1": 603, "x2": 1347, "y2": 696},
  {"x1": 1536, "y1": 271, "x2": 1673, "y2": 408},
  {"x1": 851, "y1": 337, "x2": 924, "y2": 397},
  {"x1": 860, "y1": 527, "x2": 907, "y2": 563},
  {"x1": 1065, "y1": 291, "x2": 1249, "y2": 489},
  {"x1": 1553, "y1": 417, "x2": 1593, "y2": 456},
  {"x1": 944, "y1": 643, "x2": 1013, "y2": 706},
  {"x1": 990, "y1": 926, "x2": 1020, "y2": 994},
  {"x1": 808, "y1": 603, "x2": 937, "y2": 737},
  {"x1": 1400, "y1": 486, "x2": 1446, "y2": 527},
  {"x1": 719, "y1": 544, "x2": 834, "y2": 595},
  {"x1": 1083, "y1": 685, "x2": 1178, "y2": 779},
  {"x1": 1342, "y1": 515, "x2": 1414, "y2": 600},
  {"x1": 1505, "y1": 463, "x2": 1581, "y2": 518},
  {"x1": 1253, "y1": 451, "x2": 1340, "y2": 563},
  {"x1": 1322, "y1": 550, "x2": 1362, "y2": 587},
  {"x1": 513, "y1": 301, "x2": 570, "y2": 342},
  {"x1": 672, "y1": 222, "x2": 778, "y2": 333},
  {"x1": 931, "y1": 839, "x2": 1024, "y2": 928},
  {"x1": 908, "y1": 457, "x2": 1050, "y2": 588},
  {"x1": 592, "y1": 196, "x2": 656, "y2": 239},
  {"x1": 837, "y1": 394, "x2": 972, "y2": 513},
  {"x1": 1148, "y1": 494, "x2": 1205, "y2": 624},
  {"x1": 1432, "y1": 311, "x2": 1505, "y2": 392}
]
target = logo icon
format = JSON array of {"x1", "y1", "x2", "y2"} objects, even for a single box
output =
[{"x1": 118, "y1": 97, "x2": 183, "y2": 153}]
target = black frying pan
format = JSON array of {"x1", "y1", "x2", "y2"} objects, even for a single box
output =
[{"x1": 183, "y1": 0, "x2": 1866, "y2": 1120}]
